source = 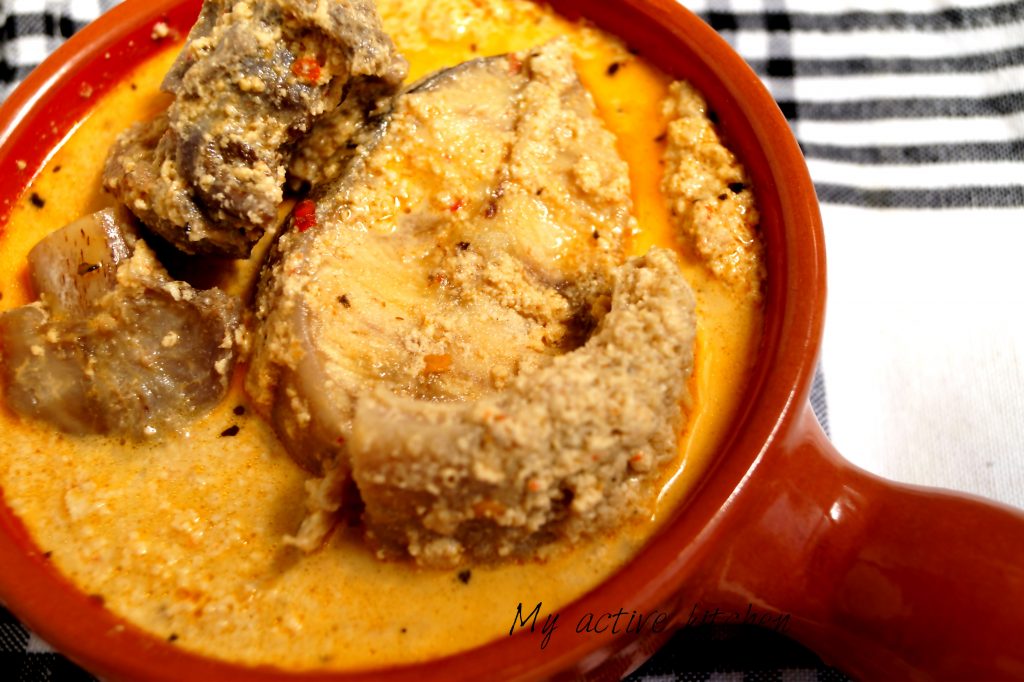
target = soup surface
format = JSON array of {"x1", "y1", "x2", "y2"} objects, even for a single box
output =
[{"x1": 0, "y1": 0, "x2": 761, "y2": 669}]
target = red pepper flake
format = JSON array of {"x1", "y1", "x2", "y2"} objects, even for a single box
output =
[
  {"x1": 294, "y1": 199, "x2": 317, "y2": 232},
  {"x1": 450, "y1": 197, "x2": 466, "y2": 213},
  {"x1": 507, "y1": 53, "x2": 522, "y2": 75},
  {"x1": 527, "y1": 480, "x2": 543, "y2": 493},
  {"x1": 292, "y1": 56, "x2": 322, "y2": 84},
  {"x1": 423, "y1": 354, "x2": 453, "y2": 374}
]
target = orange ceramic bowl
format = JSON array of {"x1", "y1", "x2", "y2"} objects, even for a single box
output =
[{"x1": 2, "y1": 1, "x2": 1023, "y2": 680}]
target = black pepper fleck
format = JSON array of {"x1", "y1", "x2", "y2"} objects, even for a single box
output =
[
  {"x1": 233, "y1": 405, "x2": 246, "y2": 416},
  {"x1": 718, "y1": 194, "x2": 728, "y2": 201},
  {"x1": 130, "y1": 83, "x2": 138, "y2": 90},
  {"x1": 338, "y1": 294, "x2": 351, "y2": 308},
  {"x1": 606, "y1": 61, "x2": 624, "y2": 76},
  {"x1": 457, "y1": 569, "x2": 472, "y2": 584},
  {"x1": 220, "y1": 425, "x2": 240, "y2": 437},
  {"x1": 400, "y1": 627, "x2": 407, "y2": 634},
  {"x1": 592, "y1": 230, "x2": 600, "y2": 240},
  {"x1": 729, "y1": 182, "x2": 747, "y2": 193},
  {"x1": 43, "y1": 551, "x2": 52, "y2": 559},
  {"x1": 457, "y1": 241, "x2": 470, "y2": 251},
  {"x1": 30, "y1": 192, "x2": 45, "y2": 208},
  {"x1": 654, "y1": 132, "x2": 668, "y2": 143},
  {"x1": 52, "y1": 165, "x2": 61, "y2": 173},
  {"x1": 168, "y1": 633, "x2": 179, "y2": 642},
  {"x1": 484, "y1": 202, "x2": 498, "y2": 219}
]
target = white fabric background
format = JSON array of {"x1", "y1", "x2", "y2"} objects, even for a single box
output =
[{"x1": 823, "y1": 207, "x2": 1024, "y2": 508}]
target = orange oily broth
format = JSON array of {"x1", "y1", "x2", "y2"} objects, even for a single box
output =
[{"x1": 0, "y1": 3, "x2": 761, "y2": 671}]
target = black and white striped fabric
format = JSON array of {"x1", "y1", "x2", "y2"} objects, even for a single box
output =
[
  {"x1": 0, "y1": 0, "x2": 120, "y2": 100},
  {"x1": 2, "y1": 0, "x2": 1022, "y2": 679}
]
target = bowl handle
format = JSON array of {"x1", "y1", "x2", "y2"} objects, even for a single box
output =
[{"x1": 690, "y1": 404, "x2": 1024, "y2": 679}]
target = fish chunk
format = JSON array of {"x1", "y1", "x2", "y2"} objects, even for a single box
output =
[
  {"x1": 247, "y1": 41, "x2": 696, "y2": 561},
  {"x1": 104, "y1": 0, "x2": 407, "y2": 256},
  {"x1": 351, "y1": 248, "x2": 696, "y2": 564},
  {"x1": 0, "y1": 208, "x2": 243, "y2": 437}
]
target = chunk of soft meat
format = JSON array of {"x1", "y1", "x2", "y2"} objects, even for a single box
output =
[
  {"x1": 251, "y1": 42, "x2": 634, "y2": 468},
  {"x1": 247, "y1": 41, "x2": 696, "y2": 561},
  {"x1": 104, "y1": 0, "x2": 407, "y2": 256},
  {"x1": 351, "y1": 249, "x2": 696, "y2": 564},
  {"x1": 0, "y1": 208, "x2": 243, "y2": 437}
]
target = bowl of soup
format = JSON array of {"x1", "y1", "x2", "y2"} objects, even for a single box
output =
[{"x1": 1, "y1": 0, "x2": 1023, "y2": 680}]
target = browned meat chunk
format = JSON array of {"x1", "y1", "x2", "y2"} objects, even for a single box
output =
[
  {"x1": 287, "y1": 78, "x2": 393, "y2": 190},
  {"x1": 247, "y1": 41, "x2": 697, "y2": 564},
  {"x1": 104, "y1": 0, "x2": 407, "y2": 257},
  {"x1": 0, "y1": 208, "x2": 243, "y2": 437}
]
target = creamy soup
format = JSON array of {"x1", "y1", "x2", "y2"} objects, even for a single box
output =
[{"x1": 0, "y1": 0, "x2": 761, "y2": 670}]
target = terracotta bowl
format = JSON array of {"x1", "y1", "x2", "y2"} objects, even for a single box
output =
[{"x1": 2, "y1": 0, "x2": 1023, "y2": 680}]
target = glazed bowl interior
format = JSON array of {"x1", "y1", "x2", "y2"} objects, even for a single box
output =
[{"x1": 0, "y1": 0, "x2": 824, "y2": 679}]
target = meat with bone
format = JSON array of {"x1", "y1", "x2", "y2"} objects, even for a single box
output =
[
  {"x1": 103, "y1": 0, "x2": 407, "y2": 257},
  {"x1": 247, "y1": 40, "x2": 697, "y2": 563},
  {"x1": 0, "y1": 208, "x2": 243, "y2": 437}
]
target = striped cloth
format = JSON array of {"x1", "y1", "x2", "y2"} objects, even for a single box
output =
[{"x1": 2, "y1": 0, "x2": 1023, "y2": 680}]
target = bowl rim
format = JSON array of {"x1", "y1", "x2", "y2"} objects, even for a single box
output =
[{"x1": 0, "y1": 0, "x2": 825, "y2": 679}]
